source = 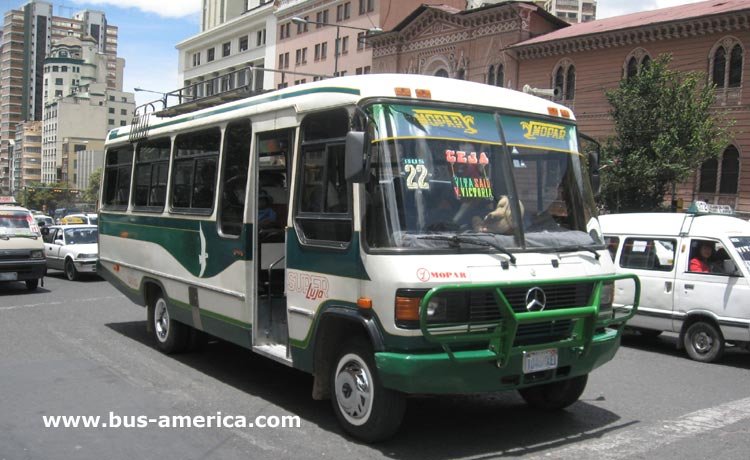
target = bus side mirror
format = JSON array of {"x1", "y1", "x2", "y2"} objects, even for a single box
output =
[{"x1": 345, "y1": 131, "x2": 369, "y2": 183}]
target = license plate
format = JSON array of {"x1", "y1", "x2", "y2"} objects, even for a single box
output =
[
  {"x1": 522, "y1": 349, "x2": 558, "y2": 374},
  {"x1": 0, "y1": 272, "x2": 18, "y2": 281}
]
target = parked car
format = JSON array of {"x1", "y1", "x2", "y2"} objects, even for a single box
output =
[
  {"x1": 41, "y1": 224, "x2": 98, "y2": 280},
  {"x1": 599, "y1": 203, "x2": 750, "y2": 363},
  {"x1": 60, "y1": 213, "x2": 98, "y2": 226},
  {"x1": 0, "y1": 206, "x2": 46, "y2": 290}
]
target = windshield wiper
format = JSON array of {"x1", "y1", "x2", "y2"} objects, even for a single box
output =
[
  {"x1": 554, "y1": 245, "x2": 600, "y2": 260},
  {"x1": 418, "y1": 234, "x2": 516, "y2": 264}
]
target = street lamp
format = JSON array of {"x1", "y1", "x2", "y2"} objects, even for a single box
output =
[{"x1": 290, "y1": 17, "x2": 382, "y2": 76}]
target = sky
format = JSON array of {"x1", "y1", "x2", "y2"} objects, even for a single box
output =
[{"x1": 0, "y1": 0, "x2": 710, "y2": 107}]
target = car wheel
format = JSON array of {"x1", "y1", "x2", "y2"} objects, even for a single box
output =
[
  {"x1": 518, "y1": 374, "x2": 588, "y2": 410},
  {"x1": 684, "y1": 321, "x2": 724, "y2": 363},
  {"x1": 330, "y1": 337, "x2": 405, "y2": 443},
  {"x1": 25, "y1": 279, "x2": 39, "y2": 291},
  {"x1": 147, "y1": 294, "x2": 188, "y2": 354},
  {"x1": 64, "y1": 259, "x2": 78, "y2": 281}
]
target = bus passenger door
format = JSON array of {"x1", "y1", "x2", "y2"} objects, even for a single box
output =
[{"x1": 253, "y1": 129, "x2": 294, "y2": 360}]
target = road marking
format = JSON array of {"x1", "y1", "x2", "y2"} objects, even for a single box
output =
[
  {"x1": 515, "y1": 396, "x2": 750, "y2": 460},
  {"x1": 0, "y1": 295, "x2": 123, "y2": 311}
]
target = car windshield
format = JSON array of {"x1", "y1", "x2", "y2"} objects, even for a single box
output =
[
  {"x1": 730, "y1": 237, "x2": 750, "y2": 270},
  {"x1": 64, "y1": 228, "x2": 98, "y2": 244},
  {"x1": 363, "y1": 103, "x2": 600, "y2": 252},
  {"x1": 0, "y1": 210, "x2": 36, "y2": 237}
]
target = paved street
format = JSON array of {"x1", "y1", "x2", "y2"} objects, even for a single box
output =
[{"x1": 1, "y1": 273, "x2": 749, "y2": 460}]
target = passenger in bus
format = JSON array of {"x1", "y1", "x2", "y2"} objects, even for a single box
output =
[
  {"x1": 258, "y1": 189, "x2": 277, "y2": 228},
  {"x1": 689, "y1": 241, "x2": 713, "y2": 273}
]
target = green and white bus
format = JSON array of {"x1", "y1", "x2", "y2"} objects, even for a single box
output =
[{"x1": 99, "y1": 74, "x2": 639, "y2": 442}]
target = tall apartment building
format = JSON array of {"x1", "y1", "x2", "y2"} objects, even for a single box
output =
[
  {"x1": 538, "y1": 0, "x2": 597, "y2": 24},
  {"x1": 0, "y1": 0, "x2": 121, "y2": 194},
  {"x1": 177, "y1": 1, "x2": 277, "y2": 99}
]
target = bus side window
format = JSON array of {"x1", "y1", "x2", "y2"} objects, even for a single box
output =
[
  {"x1": 295, "y1": 109, "x2": 352, "y2": 246},
  {"x1": 133, "y1": 137, "x2": 171, "y2": 211},
  {"x1": 102, "y1": 146, "x2": 134, "y2": 209},
  {"x1": 171, "y1": 128, "x2": 221, "y2": 213},
  {"x1": 219, "y1": 120, "x2": 251, "y2": 236}
]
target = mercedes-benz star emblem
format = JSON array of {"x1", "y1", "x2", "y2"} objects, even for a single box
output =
[{"x1": 525, "y1": 287, "x2": 547, "y2": 312}]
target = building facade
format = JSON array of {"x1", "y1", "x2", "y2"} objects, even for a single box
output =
[
  {"x1": 369, "y1": 2, "x2": 565, "y2": 83},
  {"x1": 9, "y1": 121, "x2": 42, "y2": 193},
  {"x1": 538, "y1": 0, "x2": 596, "y2": 24},
  {"x1": 177, "y1": 1, "x2": 276, "y2": 98},
  {"x1": 0, "y1": 0, "x2": 120, "y2": 194},
  {"x1": 273, "y1": 0, "x2": 466, "y2": 88},
  {"x1": 511, "y1": 0, "x2": 750, "y2": 215}
]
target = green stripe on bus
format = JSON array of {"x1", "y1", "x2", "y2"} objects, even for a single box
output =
[
  {"x1": 100, "y1": 213, "x2": 251, "y2": 278},
  {"x1": 109, "y1": 86, "x2": 361, "y2": 141},
  {"x1": 285, "y1": 228, "x2": 370, "y2": 280}
]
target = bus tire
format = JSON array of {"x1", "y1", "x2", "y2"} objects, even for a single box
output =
[
  {"x1": 684, "y1": 321, "x2": 724, "y2": 363},
  {"x1": 518, "y1": 374, "x2": 588, "y2": 410},
  {"x1": 65, "y1": 259, "x2": 78, "y2": 281},
  {"x1": 330, "y1": 337, "x2": 405, "y2": 443},
  {"x1": 148, "y1": 294, "x2": 188, "y2": 354},
  {"x1": 25, "y1": 279, "x2": 39, "y2": 291}
]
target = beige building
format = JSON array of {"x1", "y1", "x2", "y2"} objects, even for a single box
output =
[
  {"x1": 538, "y1": 0, "x2": 596, "y2": 24},
  {"x1": 9, "y1": 121, "x2": 42, "y2": 193},
  {"x1": 0, "y1": 0, "x2": 120, "y2": 194},
  {"x1": 177, "y1": 0, "x2": 276, "y2": 100},
  {"x1": 42, "y1": 82, "x2": 133, "y2": 186},
  {"x1": 273, "y1": 0, "x2": 465, "y2": 88}
]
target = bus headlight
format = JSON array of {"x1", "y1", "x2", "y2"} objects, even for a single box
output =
[
  {"x1": 425, "y1": 297, "x2": 448, "y2": 322},
  {"x1": 598, "y1": 281, "x2": 614, "y2": 320},
  {"x1": 30, "y1": 250, "x2": 44, "y2": 259}
]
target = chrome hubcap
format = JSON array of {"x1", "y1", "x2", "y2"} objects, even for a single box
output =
[
  {"x1": 335, "y1": 355, "x2": 373, "y2": 425},
  {"x1": 154, "y1": 299, "x2": 169, "y2": 343},
  {"x1": 693, "y1": 331, "x2": 713, "y2": 353}
]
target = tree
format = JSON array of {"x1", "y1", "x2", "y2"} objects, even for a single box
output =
[
  {"x1": 83, "y1": 168, "x2": 102, "y2": 204},
  {"x1": 599, "y1": 54, "x2": 732, "y2": 212}
]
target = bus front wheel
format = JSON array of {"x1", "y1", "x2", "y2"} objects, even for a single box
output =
[
  {"x1": 330, "y1": 337, "x2": 405, "y2": 442},
  {"x1": 518, "y1": 374, "x2": 588, "y2": 410},
  {"x1": 148, "y1": 295, "x2": 188, "y2": 354}
]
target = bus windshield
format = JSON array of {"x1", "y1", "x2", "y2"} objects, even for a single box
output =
[
  {"x1": 364, "y1": 103, "x2": 600, "y2": 252},
  {"x1": 0, "y1": 210, "x2": 37, "y2": 238}
]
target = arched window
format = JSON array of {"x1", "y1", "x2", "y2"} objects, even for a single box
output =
[
  {"x1": 719, "y1": 146, "x2": 739, "y2": 194},
  {"x1": 434, "y1": 68, "x2": 449, "y2": 78},
  {"x1": 711, "y1": 38, "x2": 743, "y2": 89},
  {"x1": 623, "y1": 49, "x2": 651, "y2": 80},
  {"x1": 565, "y1": 65, "x2": 576, "y2": 100},
  {"x1": 729, "y1": 44, "x2": 743, "y2": 87},
  {"x1": 626, "y1": 57, "x2": 638, "y2": 79},
  {"x1": 712, "y1": 47, "x2": 726, "y2": 86},
  {"x1": 551, "y1": 60, "x2": 575, "y2": 101},
  {"x1": 699, "y1": 145, "x2": 741, "y2": 195},
  {"x1": 487, "y1": 64, "x2": 504, "y2": 87},
  {"x1": 699, "y1": 158, "x2": 718, "y2": 194}
]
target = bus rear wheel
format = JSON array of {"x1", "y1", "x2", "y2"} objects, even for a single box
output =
[
  {"x1": 518, "y1": 374, "x2": 588, "y2": 410},
  {"x1": 330, "y1": 337, "x2": 405, "y2": 443},
  {"x1": 148, "y1": 294, "x2": 188, "y2": 354}
]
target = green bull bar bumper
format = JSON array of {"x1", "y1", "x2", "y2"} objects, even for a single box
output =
[{"x1": 376, "y1": 274, "x2": 640, "y2": 394}]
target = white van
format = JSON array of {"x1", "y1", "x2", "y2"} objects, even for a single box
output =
[
  {"x1": 599, "y1": 204, "x2": 750, "y2": 363},
  {"x1": 0, "y1": 206, "x2": 47, "y2": 290}
]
